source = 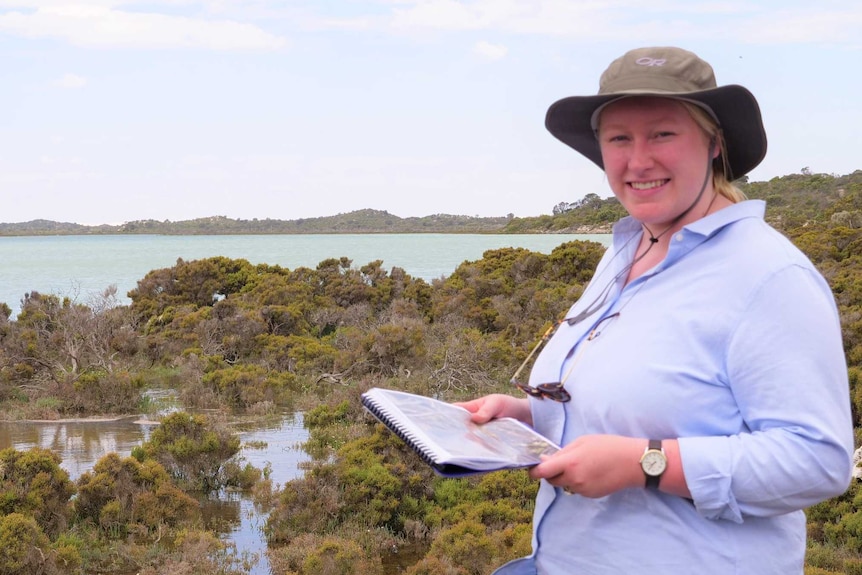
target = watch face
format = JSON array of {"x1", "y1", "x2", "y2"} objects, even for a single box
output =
[{"x1": 642, "y1": 451, "x2": 667, "y2": 476}]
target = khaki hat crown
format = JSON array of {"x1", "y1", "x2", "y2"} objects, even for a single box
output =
[{"x1": 599, "y1": 47, "x2": 717, "y2": 95}]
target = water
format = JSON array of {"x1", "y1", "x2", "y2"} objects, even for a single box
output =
[
  {"x1": 0, "y1": 233, "x2": 610, "y2": 317},
  {"x1": 0, "y1": 417, "x2": 158, "y2": 480},
  {"x1": 0, "y1": 413, "x2": 310, "y2": 575}
]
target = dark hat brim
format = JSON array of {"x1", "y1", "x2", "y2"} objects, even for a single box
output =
[{"x1": 545, "y1": 84, "x2": 767, "y2": 181}]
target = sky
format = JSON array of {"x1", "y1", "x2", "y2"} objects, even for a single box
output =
[{"x1": 1, "y1": 1, "x2": 861, "y2": 225}]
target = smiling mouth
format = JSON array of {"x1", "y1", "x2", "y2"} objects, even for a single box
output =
[{"x1": 629, "y1": 179, "x2": 669, "y2": 191}]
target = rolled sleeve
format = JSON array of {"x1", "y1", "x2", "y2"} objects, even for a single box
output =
[
  {"x1": 679, "y1": 435, "x2": 743, "y2": 522},
  {"x1": 679, "y1": 264, "x2": 853, "y2": 521}
]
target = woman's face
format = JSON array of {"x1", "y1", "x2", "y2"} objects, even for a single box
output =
[{"x1": 598, "y1": 97, "x2": 717, "y2": 228}]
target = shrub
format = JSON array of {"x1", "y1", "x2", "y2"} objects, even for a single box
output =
[
  {"x1": 75, "y1": 453, "x2": 199, "y2": 538},
  {"x1": 270, "y1": 533, "x2": 384, "y2": 575},
  {"x1": 140, "y1": 411, "x2": 240, "y2": 491},
  {"x1": 0, "y1": 447, "x2": 74, "y2": 538},
  {"x1": 0, "y1": 513, "x2": 62, "y2": 575}
]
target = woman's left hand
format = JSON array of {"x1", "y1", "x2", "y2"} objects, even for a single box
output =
[{"x1": 529, "y1": 434, "x2": 646, "y2": 498}]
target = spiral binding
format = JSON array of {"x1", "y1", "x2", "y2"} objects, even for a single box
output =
[{"x1": 361, "y1": 393, "x2": 441, "y2": 469}]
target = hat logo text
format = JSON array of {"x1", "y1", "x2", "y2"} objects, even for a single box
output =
[{"x1": 636, "y1": 57, "x2": 666, "y2": 67}]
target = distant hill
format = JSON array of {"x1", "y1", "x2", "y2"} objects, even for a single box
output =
[
  {"x1": 0, "y1": 210, "x2": 513, "y2": 236},
  {"x1": 2, "y1": 171, "x2": 860, "y2": 236},
  {"x1": 0, "y1": 219, "x2": 117, "y2": 235}
]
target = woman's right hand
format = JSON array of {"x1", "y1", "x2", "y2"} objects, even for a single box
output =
[{"x1": 455, "y1": 394, "x2": 532, "y2": 426}]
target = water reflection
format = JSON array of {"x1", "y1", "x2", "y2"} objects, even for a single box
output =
[
  {"x1": 0, "y1": 413, "x2": 310, "y2": 575},
  {"x1": 0, "y1": 417, "x2": 157, "y2": 479},
  {"x1": 235, "y1": 415, "x2": 310, "y2": 489},
  {"x1": 201, "y1": 493, "x2": 267, "y2": 572}
]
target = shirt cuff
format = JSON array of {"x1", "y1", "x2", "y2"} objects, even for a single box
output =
[{"x1": 678, "y1": 435, "x2": 743, "y2": 524}]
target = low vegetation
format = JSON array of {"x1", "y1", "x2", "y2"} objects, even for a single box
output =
[{"x1": 0, "y1": 170, "x2": 860, "y2": 573}]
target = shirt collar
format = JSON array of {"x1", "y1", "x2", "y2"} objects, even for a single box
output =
[
  {"x1": 609, "y1": 200, "x2": 766, "y2": 274},
  {"x1": 612, "y1": 199, "x2": 766, "y2": 243}
]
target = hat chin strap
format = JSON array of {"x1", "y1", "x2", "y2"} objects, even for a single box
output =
[{"x1": 642, "y1": 137, "x2": 716, "y2": 245}]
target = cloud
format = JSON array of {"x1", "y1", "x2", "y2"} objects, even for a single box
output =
[
  {"x1": 385, "y1": 0, "x2": 646, "y2": 36},
  {"x1": 474, "y1": 40, "x2": 507, "y2": 60},
  {"x1": 8, "y1": 1, "x2": 853, "y2": 51},
  {"x1": 736, "y1": 8, "x2": 862, "y2": 45},
  {"x1": 54, "y1": 72, "x2": 86, "y2": 89},
  {"x1": 310, "y1": 17, "x2": 374, "y2": 31},
  {"x1": 364, "y1": 0, "x2": 721, "y2": 41},
  {"x1": 0, "y1": 4, "x2": 287, "y2": 51},
  {"x1": 390, "y1": 0, "x2": 482, "y2": 31},
  {"x1": 363, "y1": 0, "x2": 862, "y2": 47}
]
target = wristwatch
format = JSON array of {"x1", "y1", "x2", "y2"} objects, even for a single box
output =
[{"x1": 640, "y1": 439, "x2": 667, "y2": 489}]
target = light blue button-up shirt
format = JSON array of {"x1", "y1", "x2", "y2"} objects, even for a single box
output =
[{"x1": 494, "y1": 200, "x2": 853, "y2": 575}]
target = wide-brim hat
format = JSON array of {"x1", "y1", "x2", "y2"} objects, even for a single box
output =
[{"x1": 545, "y1": 46, "x2": 767, "y2": 181}]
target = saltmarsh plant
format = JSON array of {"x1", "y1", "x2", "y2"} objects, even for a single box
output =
[
  {"x1": 337, "y1": 435, "x2": 403, "y2": 527},
  {"x1": 0, "y1": 513, "x2": 67, "y2": 575},
  {"x1": 0, "y1": 447, "x2": 74, "y2": 538},
  {"x1": 425, "y1": 520, "x2": 496, "y2": 575},
  {"x1": 301, "y1": 399, "x2": 357, "y2": 458},
  {"x1": 74, "y1": 452, "x2": 199, "y2": 538},
  {"x1": 68, "y1": 369, "x2": 142, "y2": 414},
  {"x1": 139, "y1": 411, "x2": 240, "y2": 492},
  {"x1": 805, "y1": 540, "x2": 862, "y2": 574},
  {"x1": 202, "y1": 363, "x2": 298, "y2": 410},
  {"x1": 424, "y1": 474, "x2": 535, "y2": 543},
  {"x1": 304, "y1": 399, "x2": 351, "y2": 428},
  {"x1": 268, "y1": 533, "x2": 385, "y2": 575},
  {"x1": 135, "y1": 528, "x2": 252, "y2": 575}
]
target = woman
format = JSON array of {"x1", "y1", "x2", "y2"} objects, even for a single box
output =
[{"x1": 459, "y1": 46, "x2": 853, "y2": 574}]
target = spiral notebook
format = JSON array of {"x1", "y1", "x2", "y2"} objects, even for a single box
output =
[{"x1": 360, "y1": 387, "x2": 560, "y2": 477}]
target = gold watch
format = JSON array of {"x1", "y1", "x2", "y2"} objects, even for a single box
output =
[{"x1": 640, "y1": 439, "x2": 667, "y2": 489}]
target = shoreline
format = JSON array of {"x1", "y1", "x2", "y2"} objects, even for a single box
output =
[{"x1": 4, "y1": 415, "x2": 160, "y2": 425}]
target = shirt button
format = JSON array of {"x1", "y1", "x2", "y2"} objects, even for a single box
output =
[{"x1": 675, "y1": 234, "x2": 684, "y2": 241}]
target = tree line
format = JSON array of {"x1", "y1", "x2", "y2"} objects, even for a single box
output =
[{"x1": 0, "y1": 210, "x2": 512, "y2": 236}]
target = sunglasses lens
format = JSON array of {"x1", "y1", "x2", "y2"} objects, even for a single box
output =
[
  {"x1": 536, "y1": 383, "x2": 571, "y2": 403},
  {"x1": 513, "y1": 380, "x2": 540, "y2": 397},
  {"x1": 512, "y1": 380, "x2": 571, "y2": 402}
]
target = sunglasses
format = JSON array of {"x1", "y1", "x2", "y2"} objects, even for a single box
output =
[
  {"x1": 510, "y1": 312, "x2": 620, "y2": 403},
  {"x1": 510, "y1": 320, "x2": 571, "y2": 402}
]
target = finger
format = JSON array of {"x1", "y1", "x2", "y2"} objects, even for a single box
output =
[
  {"x1": 453, "y1": 400, "x2": 490, "y2": 423},
  {"x1": 530, "y1": 457, "x2": 565, "y2": 481},
  {"x1": 452, "y1": 399, "x2": 478, "y2": 412},
  {"x1": 471, "y1": 407, "x2": 495, "y2": 424},
  {"x1": 536, "y1": 469, "x2": 576, "y2": 495}
]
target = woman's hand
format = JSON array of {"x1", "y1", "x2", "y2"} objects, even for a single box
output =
[
  {"x1": 530, "y1": 435, "x2": 690, "y2": 499},
  {"x1": 529, "y1": 434, "x2": 646, "y2": 498},
  {"x1": 455, "y1": 394, "x2": 532, "y2": 426}
]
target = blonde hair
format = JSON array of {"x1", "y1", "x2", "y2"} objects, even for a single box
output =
[{"x1": 679, "y1": 102, "x2": 747, "y2": 203}]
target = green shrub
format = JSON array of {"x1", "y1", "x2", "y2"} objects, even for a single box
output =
[
  {"x1": 141, "y1": 411, "x2": 240, "y2": 491},
  {"x1": 75, "y1": 453, "x2": 199, "y2": 538},
  {"x1": 0, "y1": 447, "x2": 74, "y2": 538},
  {"x1": 270, "y1": 533, "x2": 384, "y2": 575},
  {"x1": 427, "y1": 520, "x2": 495, "y2": 575},
  {"x1": 0, "y1": 513, "x2": 60, "y2": 575}
]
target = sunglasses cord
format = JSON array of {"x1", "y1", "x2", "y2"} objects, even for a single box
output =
[{"x1": 566, "y1": 138, "x2": 716, "y2": 327}]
